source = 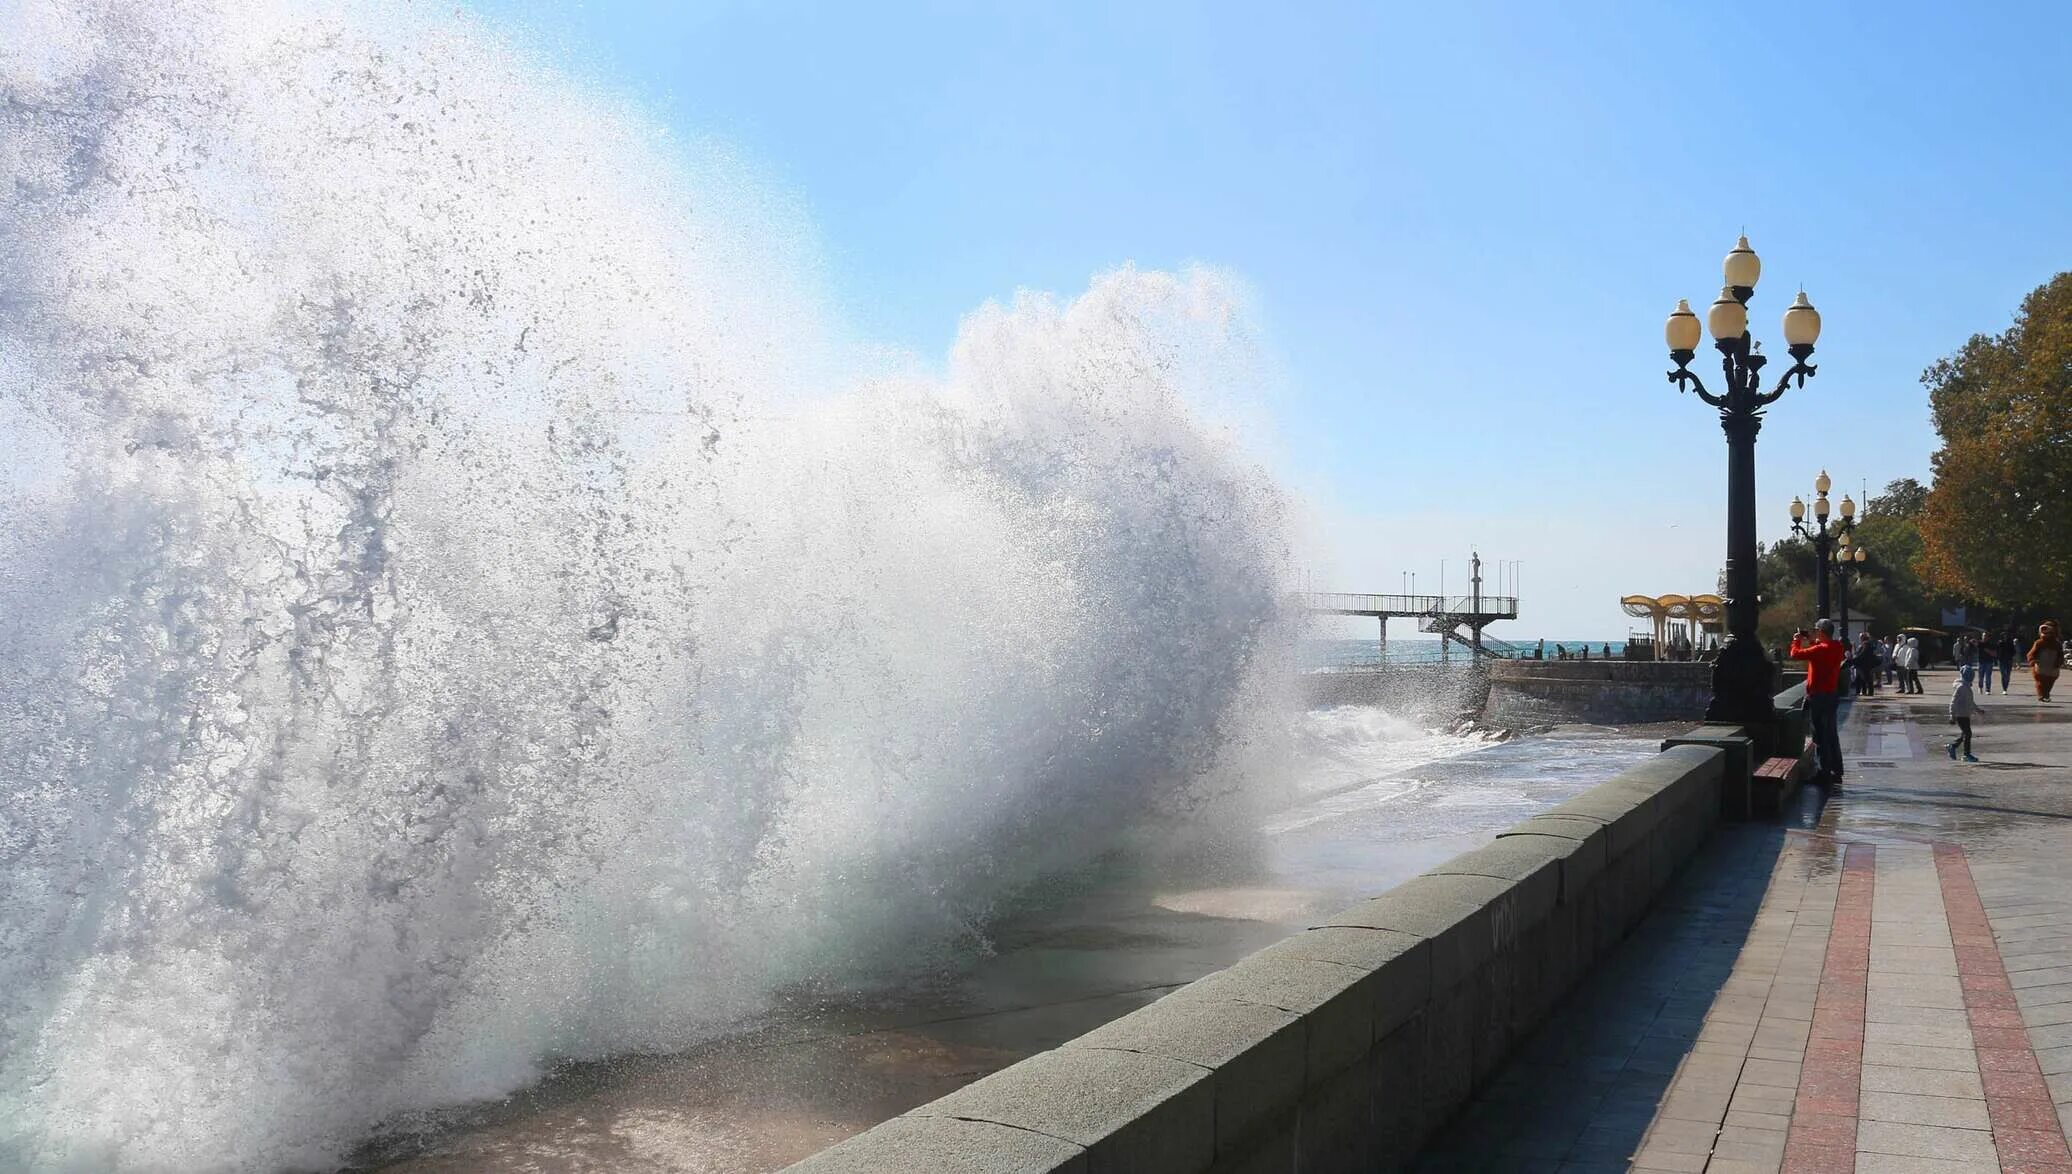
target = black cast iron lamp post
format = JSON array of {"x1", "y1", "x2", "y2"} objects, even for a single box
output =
[
  {"x1": 1663, "y1": 235, "x2": 1823, "y2": 727},
  {"x1": 1789, "y1": 471, "x2": 1855, "y2": 621}
]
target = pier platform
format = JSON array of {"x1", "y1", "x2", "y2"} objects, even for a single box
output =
[
  {"x1": 1415, "y1": 669, "x2": 2072, "y2": 1172},
  {"x1": 1302, "y1": 589, "x2": 1523, "y2": 659}
]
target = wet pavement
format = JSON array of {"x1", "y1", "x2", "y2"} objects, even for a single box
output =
[
  {"x1": 361, "y1": 724, "x2": 1663, "y2": 1173},
  {"x1": 1417, "y1": 669, "x2": 2072, "y2": 1172}
]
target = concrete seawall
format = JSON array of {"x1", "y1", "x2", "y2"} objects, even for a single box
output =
[
  {"x1": 788, "y1": 744, "x2": 1728, "y2": 1174},
  {"x1": 1483, "y1": 659, "x2": 1714, "y2": 725},
  {"x1": 1300, "y1": 664, "x2": 1489, "y2": 720}
]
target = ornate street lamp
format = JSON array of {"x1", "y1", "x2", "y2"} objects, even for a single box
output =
[
  {"x1": 1836, "y1": 541, "x2": 1868, "y2": 642},
  {"x1": 1789, "y1": 472, "x2": 1855, "y2": 621},
  {"x1": 1664, "y1": 235, "x2": 1823, "y2": 727}
]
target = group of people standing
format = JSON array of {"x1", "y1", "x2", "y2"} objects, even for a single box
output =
[
  {"x1": 1535, "y1": 641, "x2": 1619, "y2": 661},
  {"x1": 1807, "y1": 632, "x2": 1922, "y2": 696},
  {"x1": 1786, "y1": 619, "x2": 2068, "y2": 783}
]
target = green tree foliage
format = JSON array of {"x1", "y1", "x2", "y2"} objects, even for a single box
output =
[
  {"x1": 1757, "y1": 578, "x2": 1816, "y2": 652},
  {"x1": 1870, "y1": 477, "x2": 1928, "y2": 518},
  {"x1": 1856, "y1": 478, "x2": 1937, "y2": 628},
  {"x1": 1918, "y1": 273, "x2": 2072, "y2": 612},
  {"x1": 1754, "y1": 537, "x2": 1817, "y2": 605}
]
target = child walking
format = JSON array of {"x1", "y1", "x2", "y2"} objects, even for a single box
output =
[{"x1": 1947, "y1": 665, "x2": 1982, "y2": 762}]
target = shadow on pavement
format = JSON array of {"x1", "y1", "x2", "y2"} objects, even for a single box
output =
[
  {"x1": 1412, "y1": 807, "x2": 1808, "y2": 1169},
  {"x1": 1839, "y1": 787, "x2": 2072, "y2": 823}
]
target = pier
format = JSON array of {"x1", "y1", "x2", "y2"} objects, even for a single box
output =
[{"x1": 1302, "y1": 553, "x2": 1520, "y2": 659}]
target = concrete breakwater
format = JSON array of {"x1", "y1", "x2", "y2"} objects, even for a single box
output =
[
  {"x1": 1483, "y1": 659, "x2": 1714, "y2": 725},
  {"x1": 1301, "y1": 659, "x2": 1716, "y2": 727},
  {"x1": 787, "y1": 740, "x2": 1728, "y2": 1173}
]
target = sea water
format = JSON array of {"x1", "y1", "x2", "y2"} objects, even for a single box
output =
[{"x1": 0, "y1": 4, "x2": 1295, "y2": 1169}]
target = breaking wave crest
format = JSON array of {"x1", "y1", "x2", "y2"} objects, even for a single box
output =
[{"x1": 0, "y1": 3, "x2": 1293, "y2": 1168}]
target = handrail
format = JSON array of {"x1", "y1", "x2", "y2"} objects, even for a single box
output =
[{"x1": 1300, "y1": 591, "x2": 1520, "y2": 616}]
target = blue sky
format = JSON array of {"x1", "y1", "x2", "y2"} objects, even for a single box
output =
[{"x1": 472, "y1": 0, "x2": 2072, "y2": 638}]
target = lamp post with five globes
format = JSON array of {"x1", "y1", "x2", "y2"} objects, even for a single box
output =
[{"x1": 1663, "y1": 236, "x2": 1824, "y2": 727}]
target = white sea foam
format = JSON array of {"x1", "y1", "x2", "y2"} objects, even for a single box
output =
[
  {"x1": 0, "y1": 3, "x2": 1294, "y2": 1168},
  {"x1": 1292, "y1": 704, "x2": 1488, "y2": 790}
]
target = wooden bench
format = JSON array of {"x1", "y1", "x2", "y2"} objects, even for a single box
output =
[
  {"x1": 1748, "y1": 755, "x2": 1802, "y2": 816},
  {"x1": 1756, "y1": 756, "x2": 1798, "y2": 782}
]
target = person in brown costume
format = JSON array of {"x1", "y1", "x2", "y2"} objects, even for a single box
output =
[{"x1": 2029, "y1": 621, "x2": 2064, "y2": 701}]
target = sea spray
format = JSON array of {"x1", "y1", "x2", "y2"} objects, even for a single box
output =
[{"x1": 0, "y1": 1, "x2": 1294, "y2": 1169}]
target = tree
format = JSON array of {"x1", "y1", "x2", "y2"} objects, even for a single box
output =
[
  {"x1": 1854, "y1": 478, "x2": 1937, "y2": 629},
  {"x1": 1917, "y1": 273, "x2": 2072, "y2": 613},
  {"x1": 1758, "y1": 579, "x2": 1817, "y2": 652},
  {"x1": 1869, "y1": 476, "x2": 1928, "y2": 519}
]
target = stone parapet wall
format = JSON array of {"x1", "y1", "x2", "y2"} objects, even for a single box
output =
[
  {"x1": 786, "y1": 744, "x2": 1728, "y2": 1174},
  {"x1": 1484, "y1": 659, "x2": 1715, "y2": 725}
]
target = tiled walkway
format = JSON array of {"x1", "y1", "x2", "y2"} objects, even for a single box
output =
[{"x1": 1417, "y1": 669, "x2": 2072, "y2": 1172}]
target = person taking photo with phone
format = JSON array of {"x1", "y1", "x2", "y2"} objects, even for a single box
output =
[{"x1": 1789, "y1": 619, "x2": 1850, "y2": 785}]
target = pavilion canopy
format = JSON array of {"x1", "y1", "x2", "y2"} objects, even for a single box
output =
[{"x1": 1620, "y1": 593, "x2": 1725, "y2": 658}]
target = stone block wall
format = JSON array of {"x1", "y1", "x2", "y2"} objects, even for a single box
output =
[
  {"x1": 786, "y1": 744, "x2": 1727, "y2": 1174},
  {"x1": 1482, "y1": 659, "x2": 1714, "y2": 725}
]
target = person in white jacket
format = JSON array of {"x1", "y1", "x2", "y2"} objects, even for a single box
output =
[
  {"x1": 1947, "y1": 664, "x2": 1983, "y2": 761},
  {"x1": 1901, "y1": 636, "x2": 1924, "y2": 694}
]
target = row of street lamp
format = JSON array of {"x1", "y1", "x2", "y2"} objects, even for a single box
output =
[{"x1": 1789, "y1": 469, "x2": 1870, "y2": 641}]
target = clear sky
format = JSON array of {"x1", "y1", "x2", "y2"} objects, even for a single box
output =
[{"x1": 470, "y1": 0, "x2": 2072, "y2": 638}]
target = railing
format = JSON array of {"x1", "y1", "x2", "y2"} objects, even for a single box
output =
[
  {"x1": 1301, "y1": 592, "x2": 1439, "y2": 614},
  {"x1": 1433, "y1": 594, "x2": 1520, "y2": 616},
  {"x1": 1300, "y1": 592, "x2": 1520, "y2": 617}
]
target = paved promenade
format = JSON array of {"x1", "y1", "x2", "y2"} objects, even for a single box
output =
[{"x1": 1417, "y1": 667, "x2": 2072, "y2": 1172}]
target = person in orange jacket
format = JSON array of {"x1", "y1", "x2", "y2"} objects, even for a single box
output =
[{"x1": 1789, "y1": 619, "x2": 1850, "y2": 784}]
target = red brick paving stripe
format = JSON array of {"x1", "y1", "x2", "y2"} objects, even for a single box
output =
[
  {"x1": 1933, "y1": 841, "x2": 2072, "y2": 1171},
  {"x1": 1785, "y1": 841, "x2": 1875, "y2": 1173}
]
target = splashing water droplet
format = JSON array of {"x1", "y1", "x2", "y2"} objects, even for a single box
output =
[{"x1": 0, "y1": 2, "x2": 1295, "y2": 1169}]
